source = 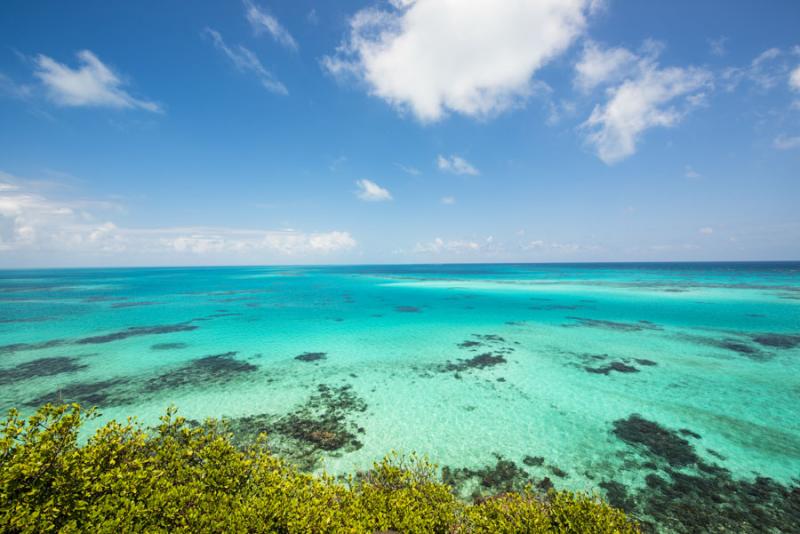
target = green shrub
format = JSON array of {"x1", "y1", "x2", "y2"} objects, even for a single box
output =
[{"x1": 0, "y1": 404, "x2": 639, "y2": 533}]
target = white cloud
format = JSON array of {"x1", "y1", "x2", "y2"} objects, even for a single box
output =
[
  {"x1": 437, "y1": 155, "x2": 479, "y2": 175},
  {"x1": 441, "y1": 196, "x2": 455, "y2": 205},
  {"x1": 699, "y1": 227, "x2": 714, "y2": 235},
  {"x1": 0, "y1": 172, "x2": 355, "y2": 266},
  {"x1": 773, "y1": 134, "x2": 800, "y2": 150},
  {"x1": 355, "y1": 179, "x2": 392, "y2": 201},
  {"x1": 205, "y1": 28, "x2": 288, "y2": 95},
  {"x1": 323, "y1": 0, "x2": 592, "y2": 122},
  {"x1": 685, "y1": 165, "x2": 702, "y2": 179},
  {"x1": 721, "y1": 47, "x2": 787, "y2": 92},
  {"x1": 395, "y1": 163, "x2": 421, "y2": 176},
  {"x1": 574, "y1": 41, "x2": 638, "y2": 92},
  {"x1": 580, "y1": 42, "x2": 712, "y2": 164},
  {"x1": 708, "y1": 37, "x2": 727, "y2": 57},
  {"x1": 790, "y1": 65, "x2": 800, "y2": 92},
  {"x1": 413, "y1": 237, "x2": 481, "y2": 254},
  {"x1": 33, "y1": 50, "x2": 160, "y2": 112},
  {"x1": 244, "y1": 0, "x2": 298, "y2": 50}
]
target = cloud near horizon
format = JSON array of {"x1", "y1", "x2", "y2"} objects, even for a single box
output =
[
  {"x1": 33, "y1": 50, "x2": 161, "y2": 112},
  {"x1": 0, "y1": 172, "x2": 355, "y2": 266},
  {"x1": 323, "y1": 0, "x2": 592, "y2": 122}
]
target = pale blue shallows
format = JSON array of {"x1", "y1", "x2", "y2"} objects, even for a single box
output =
[{"x1": 1, "y1": 263, "x2": 799, "y2": 506}]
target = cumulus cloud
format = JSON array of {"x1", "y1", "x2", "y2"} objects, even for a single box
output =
[
  {"x1": 0, "y1": 172, "x2": 355, "y2": 266},
  {"x1": 437, "y1": 155, "x2": 479, "y2": 175},
  {"x1": 773, "y1": 134, "x2": 800, "y2": 150},
  {"x1": 33, "y1": 50, "x2": 161, "y2": 111},
  {"x1": 205, "y1": 28, "x2": 287, "y2": 95},
  {"x1": 355, "y1": 179, "x2": 392, "y2": 201},
  {"x1": 790, "y1": 65, "x2": 800, "y2": 91},
  {"x1": 244, "y1": 0, "x2": 298, "y2": 50},
  {"x1": 578, "y1": 42, "x2": 712, "y2": 164},
  {"x1": 322, "y1": 0, "x2": 592, "y2": 122}
]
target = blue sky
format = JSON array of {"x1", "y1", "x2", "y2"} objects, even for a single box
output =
[{"x1": 0, "y1": 0, "x2": 798, "y2": 267}]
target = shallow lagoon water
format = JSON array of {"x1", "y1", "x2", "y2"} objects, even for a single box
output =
[{"x1": 1, "y1": 263, "x2": 799, "y2": 531}]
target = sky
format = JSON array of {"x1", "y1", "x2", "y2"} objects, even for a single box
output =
[{"x1": 0, "y1": 0, "x2": 799, "y2": 267}]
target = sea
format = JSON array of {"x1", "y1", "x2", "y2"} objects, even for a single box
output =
[{"x1": 1, "y1": 262, "x2": 798, "y2": 531}]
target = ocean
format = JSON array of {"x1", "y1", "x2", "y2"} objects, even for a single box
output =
[{"x1": 1, "y1": 262, "x2": 798, "y2": 530}]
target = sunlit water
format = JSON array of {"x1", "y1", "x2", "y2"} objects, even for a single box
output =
[{"x1": 1, "y1": 263, "x2": 799, "y2": 531}]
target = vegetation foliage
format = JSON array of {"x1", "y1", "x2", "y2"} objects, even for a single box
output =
[{"x1": 0, "y1": 404, "x2": 639, "y2": 533}]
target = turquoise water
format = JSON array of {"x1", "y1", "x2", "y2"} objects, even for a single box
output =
[{"x1": 1, "y1": 263, "x2": 799, "y2": 531}]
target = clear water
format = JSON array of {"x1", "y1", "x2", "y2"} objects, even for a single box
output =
[{"x1": 1, "y1": 263, "x2": 799, "y2": 530}]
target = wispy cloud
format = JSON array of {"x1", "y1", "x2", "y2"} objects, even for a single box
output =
[
  {"x1": 773, "y1": 134, "x2": 800, "y2": 150},
  {"x1": 578, "y1": 41, "x2": 711, "y2": 164},
  {"x1": 685, "y1": 165, "x2": 702, "y2": 179},
  {"x1": 441, "y1": 196, "x2": 455, "y2": 205},
  {"x1": 395, "y1": 163, "x2": 421, "y2": 176},
  {"x1": 708, "y1": 37, "x2": 727, "y2": 57},
  {"x1": 355, "y1": 179, "x2": 392, "y2": 201},
  {"x1": 437, "y1": 155, "x2": 479, "y2": 175},
  {"x1": 721, "y1": 47, "x2": 788, "y2": 92},
  {"x1": 32, "y1": 50, "x2": 161, "y2": 112},
  {"x1": 205, "y1": 28, "x2": 287, "y2": 95},
  {"x1": 322, "y1": 0, "x2": 592, "y2": 122},
  {"x1": 244, "y1": 0, "x2": 298, "y2": 50}
]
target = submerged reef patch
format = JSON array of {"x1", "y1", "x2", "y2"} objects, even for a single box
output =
[
  {"x1": 26, "y1": 378, "x2": 131, "y2": 408},
  {"x1": 585, "y1": 361, "x2": 640, "y2": 375},
  {"x1": 607, "y1": 414, "x2": 800, "y2": 532},
  {"x1": 144, "y1": 352, "x2": 257, "y2": 392},
  {"x1": 150, "y1": 342, "x2": 189, "y2": 351},
  {"x1": 229, "y1": 384, "x2": 368, "y2": 470},
  {"x1": 295, "y1": 352, "x2": 326, "y2": 362},
  {"x1": 439, "y1": 353, "x2": 507, "y2": 374},
  {"x1": 0, "y1": 356, "x2": 88, "y2": 385},
  {"x1": 0, "y1": 339, "x2": 67, "y2": 355},
  {"x1": 395, "y1": 305, "x2": 421, "y2": 313},
  {"x1": 612, "y1": 415, "x2": 699, "y2": 467},
  {"x1": 750, "y1": 332, "x2": 800, "y2": 349},
  {"x1": 76, "y1": 323, "x2": 199, "y2": 345},
  {"x1": 566, "y1": 317, "x2": 662, "y2": 332}
]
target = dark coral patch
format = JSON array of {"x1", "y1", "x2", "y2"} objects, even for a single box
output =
[
  {"x1": 395, "y1": 305, "x2": 421, "y2": 313},
  {"x1": 26, "y1": 378, "x2": 131, "y2": 408},
  {"x1": 440, "y1": 353, "x2": 507, "y2": 374},
  {"x1": 233, "y1": 384, "x2": 367, "y2": 470},
  {"x1": 295, "y1": 352, "x2": 326, "y2": 362},
  {"x1": 679, "y1": 428, "x2": 702, "y2": 439},
  {"x1": 522, "y1": 455, "x2": 544, "y2": 467},
  {"x1": 633, "y1": 358, "x2": 657, "y2": 366},
  {"x1": 443, "y1": 456, "x2": 534, "y2": 498},
  {"x1": 585, "y1": 362, "x2": 640, "y2": 375},
  {"x1": 750, "y1": 333, "x2": 800, "y2": 349},
  {"x1": 150, "y1": 342, "x2": 189, "y2": 351},
  {"x1": 144, "y1": 352, "x2": 257, "y2": 392},
  {"x1": 110, "y1": 301, "x2": 160, "y2": 309},
  {"x1": 612, "y1": 414, "x2": 698, "y2": 467},
  {"x1": 566, "y1": 317, "x2": 662, "y2": 332},
  {"x1": 0, "y1": 356, "x2": 87, "y2": 385},
  {"x1": 0, "y1": 338, "x2": 67, "y2": 355},
  {"x1": 77, "y1": 323, "x2": 198, "y2": 345}
]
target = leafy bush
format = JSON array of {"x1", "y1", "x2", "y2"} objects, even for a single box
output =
[{"x1": 0, "y1": 404, "x2": 639, "y2": 533}]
